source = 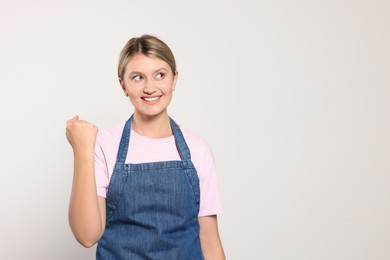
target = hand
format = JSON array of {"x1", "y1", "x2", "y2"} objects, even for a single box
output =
[{"x1": 66, "y1": 115, "x2": 98, "y2": 152}]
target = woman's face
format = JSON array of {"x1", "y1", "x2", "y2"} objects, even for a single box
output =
[{"x1": 120, "y1": 53, "x2": 178, "y2": 119}]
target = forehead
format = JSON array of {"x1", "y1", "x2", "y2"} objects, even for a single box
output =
[{"x1": 125, "y1": 53, "x2": 170, "y2": 73}]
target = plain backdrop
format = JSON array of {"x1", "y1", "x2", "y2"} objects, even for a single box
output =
[{"x1": 0, "y1": 0, "x2": 389, "y2": 259}]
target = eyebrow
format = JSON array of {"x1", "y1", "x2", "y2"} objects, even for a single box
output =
[
  {"x1": 128, "y1": 67, "x2": 168, "y2": 76},
  {"x1": 154, "y1": 67, "x2": 168, "y2": 73}
]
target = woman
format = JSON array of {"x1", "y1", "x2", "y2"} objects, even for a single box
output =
[{"x1": 66, "y1": 35, "x2": 225, "y2": 259}]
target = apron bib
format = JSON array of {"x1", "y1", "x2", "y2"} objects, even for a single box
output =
[{"x1": 96, "y1": 115, "x2": 204, "y2": 259}]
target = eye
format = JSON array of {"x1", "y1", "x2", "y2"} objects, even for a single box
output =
[
  {"x1": 156, "y1": 72, "x2": 165, "y2": 79},
  {"x1": 132, "y1": 75, "x2": 143, "y2": 81}
]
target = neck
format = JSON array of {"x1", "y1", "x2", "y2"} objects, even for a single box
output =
[{"x1": 131, "y1": 111, "x2": 172, "y2": 139}]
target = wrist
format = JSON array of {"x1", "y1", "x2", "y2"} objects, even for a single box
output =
[{"x1": 73, "y1": 147, "x2": 95, "y2": 158}]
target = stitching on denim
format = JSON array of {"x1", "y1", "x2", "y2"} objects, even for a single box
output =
[
  {"x1": 129, "y1": 166, "x2": 185, "y2": 173},
  {"x1": 106, "y1": 171, "x2": 130, "y2": 224},
  {"x1": 183, "y1": 169, "x2": 200, "y2": 213}
]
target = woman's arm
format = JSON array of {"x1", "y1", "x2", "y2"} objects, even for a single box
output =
[
  {"x1": 199, "y1": 215, "x2": 226, "y2": 260},
  {"x1": 66, "y1": 115, "x2": 106, "y2": 247}
]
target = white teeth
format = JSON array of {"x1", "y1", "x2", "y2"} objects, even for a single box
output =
[{"x1": 143, "y1": 97, "x2": 159, "y2": 102}]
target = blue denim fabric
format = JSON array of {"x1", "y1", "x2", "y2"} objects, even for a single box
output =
[{"x1": 96, "y1": 115, "x2": 204, "y2": 260}]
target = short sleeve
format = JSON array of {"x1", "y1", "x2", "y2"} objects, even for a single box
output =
[
  {"x1": 198, "y1": 144, "x2": 224, "y2": 217},
  {"x1": 94, "y1": 132, "x2": 110, "y2": 198}
]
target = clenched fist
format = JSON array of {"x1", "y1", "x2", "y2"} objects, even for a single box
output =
[{"x1": 66, "y1": 115, "x2": 98, "y2": 152}]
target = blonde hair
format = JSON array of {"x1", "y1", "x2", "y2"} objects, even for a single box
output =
[{"x1": 118, "y1": 34, "x2": 177, "y2": 79}]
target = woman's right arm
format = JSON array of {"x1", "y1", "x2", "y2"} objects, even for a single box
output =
[{"x1": 66, "y1": 115, "x2": 106, "y2": 248}]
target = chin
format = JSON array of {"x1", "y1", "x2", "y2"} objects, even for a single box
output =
[{"x1": 135, "y1": 109, "x2": 168, "y2": 119}]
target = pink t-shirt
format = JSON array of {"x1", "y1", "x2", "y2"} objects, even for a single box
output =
[{"x1": 94, "y1": 121, "x2": 223, "y2": 217}]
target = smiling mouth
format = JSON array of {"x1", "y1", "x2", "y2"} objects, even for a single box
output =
[{"x1": 142, "y1": 96, "x2": 161, "y2": 102}]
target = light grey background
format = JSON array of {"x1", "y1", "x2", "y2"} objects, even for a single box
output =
[{"x1": 1, "y1": 0, "x2": 389, "y2": 259}]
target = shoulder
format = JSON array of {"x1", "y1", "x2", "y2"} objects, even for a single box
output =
[
  {"x1": 179, "y1": 125, "x2": 214, "y2": 162},
  {"x1": 96, "y1": 121, "x2": 126, "y2": 148},
  {"x1": 180, "y1": 126, "x2": 210, "y2": 150}
]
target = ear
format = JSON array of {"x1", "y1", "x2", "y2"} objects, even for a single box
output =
[
  {"x1": 119, "y1": 77, "x2": 128, "y2": 96},
  {"x1": 172, "y1": 70, "x2": 179, "y2": 91}
]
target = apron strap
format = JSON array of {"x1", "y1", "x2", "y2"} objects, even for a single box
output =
[
  {"x1": 116, "y1": 115, "x2": 132, "y2": 164},
  {"x1": 170, "y1": 117, "x2": 191, "y2": 161}
]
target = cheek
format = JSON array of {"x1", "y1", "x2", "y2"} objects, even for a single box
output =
[
  {"x1": 161, "y1": 81, "x2": 175, "y2": 94},
  {"x1": 128, "y1": 91, "x2": 140, "y2": 103},
  {"x1": 127, "y1": 84, "x2": 142, "y2": 95},
  {"x1": 127, "y1": 86, "x2": 140, "y2": 103}
]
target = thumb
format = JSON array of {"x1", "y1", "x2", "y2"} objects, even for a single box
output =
[{"x1": 67, "y1": 115, "x2": 79, "y2": 124}]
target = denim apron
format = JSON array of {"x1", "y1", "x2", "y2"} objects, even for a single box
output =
[{"x1": 96, "y1": 115, "x2": 204, "y2": 259}]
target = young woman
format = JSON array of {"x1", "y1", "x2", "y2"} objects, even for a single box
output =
[{"x1": 66, "y1": 35, "x2": 225, "y2": 259}]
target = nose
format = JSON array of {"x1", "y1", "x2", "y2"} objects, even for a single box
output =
[{"x1": 143, "y1": 81, "x2": 157, "y2": 95}]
